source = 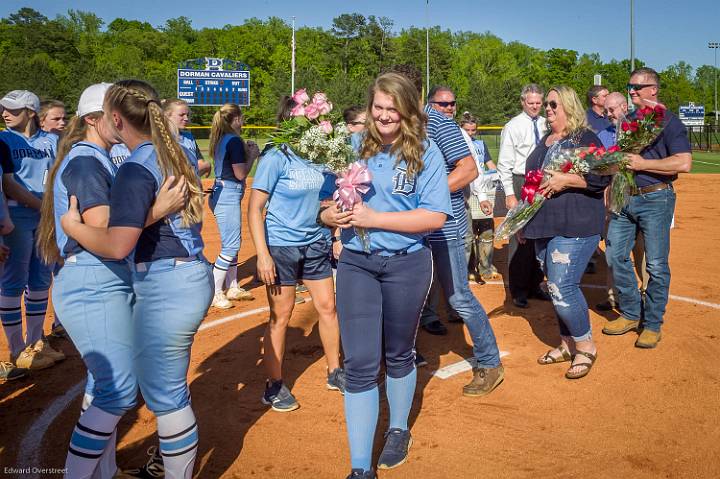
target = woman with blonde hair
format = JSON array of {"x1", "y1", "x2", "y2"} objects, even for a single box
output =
[
  {"x1": 208, "y1": 103, "x2": 255, "y2": 308},
  {"x1": 523, "y1": 85, "x2": 609, "y2": 379},
  {"x1": 39, "y1": 99, "x2": 67, "y2": 135},
  {"x1": 61, "y1": 79, "x2": 212, "y2": 478},
  {"x1": 161, "y1": 98, "x2": 211, "y2": 176},
  {"x1": 321, "y1": 72, "x2": 451, "y2": 478}
]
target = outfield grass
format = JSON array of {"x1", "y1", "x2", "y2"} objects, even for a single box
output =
[{"x1": 196, "y1": 138, "x2": 720, "y2": 175}]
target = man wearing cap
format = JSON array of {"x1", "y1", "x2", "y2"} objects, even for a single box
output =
[{"x1": 0, "y1": 90, "x2": 60, "y2": 371}]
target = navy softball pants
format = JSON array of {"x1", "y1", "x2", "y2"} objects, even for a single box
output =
[{"x1": 336, "y1": 246, "x2": 433, "y2": 393}]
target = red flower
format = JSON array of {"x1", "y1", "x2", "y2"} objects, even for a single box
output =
[
  {"x1": 597, "y1": 146, "x2": 607, "y2": 156},
  {"x1": 621, "y1": 121, "x2": 631, "y2": 132},
  {"x1": 561, "y1": 160, "x2": 573, "y2": 173},
  {"x1": 635, "y1": 109, "x2": 645, "y2": 120},
  {"x1": 587, "y1": 143, "x2": 597, "y2": 154},
  {"x1": 629, "y1": 121, "x2": 639, "y2": 132},
  {"x1": 578, "y1": 151, "x2": 588, "y2": 160},
  {"x1": 608, "y1": 145, "x2": 620, "y2": 153}
]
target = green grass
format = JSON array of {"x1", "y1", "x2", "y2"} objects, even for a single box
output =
[{"x1": 196, "y1": 138, "x2": 720, "y2": 175}]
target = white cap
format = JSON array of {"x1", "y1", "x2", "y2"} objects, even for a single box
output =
[
  {"x1": 77, "y1": 83, "x2": 113, "y2": 118},
  {"x1": 0, "y1": 90, "x2": 40, "y2": 112}
]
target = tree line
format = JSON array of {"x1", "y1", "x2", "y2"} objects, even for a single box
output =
[{"x1": 1, "y1": 8, "x2": 717, "y2": 127}]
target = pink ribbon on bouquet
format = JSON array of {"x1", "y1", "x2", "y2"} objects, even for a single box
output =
[
  {"x1": 520, "y1": 169, "x2": 544, "y2": 203},
  {"x1": 333, "y1": 161, "x2": 372, "y2": 210}
]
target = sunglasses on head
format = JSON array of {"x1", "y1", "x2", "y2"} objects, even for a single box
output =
[
  {"x1": 431, "y1": 101, "x2": 456, "y2": 107},
  {"x1": 543, "y1": 100, "x2": 558, "y2": 109},
  {"x1": 348, "y1": 120, "x2": 365, "y2": 125},
  {"x1": 626, "y1": 83, "x2": 656, "y2": 91}
]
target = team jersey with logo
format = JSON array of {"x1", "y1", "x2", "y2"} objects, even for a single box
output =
[
  {"x1": 344, "y1": 135, "x2": 452, "y2": 254},
  {"x1": 108, "y1": 142, "x2": 204, "y2": 263},
  {"x1": 0, "y1": 128, "x2": 57, "y2": 220},
  {"x1": 252, "y1": 145, "x2": 335, "y2": 247},
  {"x1": 53, "y1": 142, "x2": 118, "y2": 258}
]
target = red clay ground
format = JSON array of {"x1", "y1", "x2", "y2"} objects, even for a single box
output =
[{"x1": 1, "y1": 175, "x2": 719, "y2": 478}]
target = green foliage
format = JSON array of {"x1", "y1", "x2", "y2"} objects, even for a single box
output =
[{"x1": 0, "y1": 7, "x2": 717, "y2": 126}]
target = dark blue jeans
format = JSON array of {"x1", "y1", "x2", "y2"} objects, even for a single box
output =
[
  {"x1": 535, "y1": 235, "x2": 600, "y2": 341},
  {"x1": 606, "y1": 187, "x2": 675, "y2": 332},
  {"x1": 429, "y1": 238, "x2": 501, "y2": 368}
]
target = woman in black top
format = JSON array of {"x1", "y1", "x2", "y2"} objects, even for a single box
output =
[{"x1": 522, "y1": 86, "x2": 610, "y2": 380}]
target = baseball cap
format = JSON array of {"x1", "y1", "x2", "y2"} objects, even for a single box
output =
[
  {"x1": 0, "y1": 90, "x2": 41, "y2": 113},
  {"x1": 77, "y1": 83, "x2": 113, "y2": 118}
]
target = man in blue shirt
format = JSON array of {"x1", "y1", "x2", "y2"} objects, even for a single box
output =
[
  {"x1": 603, "y1": 67, "x2": 692, "y2": 349},
  {"x1": 586, "y1": 85, "x2": 611, "y2": 133}
]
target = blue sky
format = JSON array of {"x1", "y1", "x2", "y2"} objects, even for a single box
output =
[{"x1": 3, "y1": 1, "x2": 718, "y2": 71}]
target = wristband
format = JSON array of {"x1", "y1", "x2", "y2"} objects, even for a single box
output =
[{"x1": 331, "y1": 236, "x2": 340, "y2": 243}]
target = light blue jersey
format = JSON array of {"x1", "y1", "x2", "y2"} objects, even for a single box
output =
[
  {"x1": 252, "y1": 146, "x2": 334, "y2": 247},
  {"x1": 110, "y1": 143, "x2": 131, "y2": 166},
  {"x1": 53, "y1": 142, "x2": 118, "y2": 258},
  {"x1": 342, "y1": 137, "x2": 452, "y2": 254},
  {"x1": 0, "y1": 128, "x2": 57, "y2": 222}
]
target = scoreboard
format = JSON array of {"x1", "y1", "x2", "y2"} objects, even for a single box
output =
[
  {"x1": 177, "y1": 67, "x2": 250, "y2": 106},
  {"x1": 678, "y1": 103, "x2": 705, "y2": 127}
]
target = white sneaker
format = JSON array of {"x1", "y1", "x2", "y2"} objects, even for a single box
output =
[
  {"x1": 226, "y1": 286, "x2": 254, "y2": 301},
  {"x1": 34, "y1": 338, "x2": 66, "y2": 363},
  {"x1": 211, "y1": 292, "x2": 233, "y2": 309}
]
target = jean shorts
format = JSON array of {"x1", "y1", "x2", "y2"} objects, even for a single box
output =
[{"x1": 268, "y1": 239, "x2": 332, "y2": 286}]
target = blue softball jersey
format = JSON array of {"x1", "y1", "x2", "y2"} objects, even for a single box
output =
[
  {"x1": 112, "y1": 140, "x2": 199, "y2": 174},
  {"x1": 108, "y1": 142, "x2": 204, "y2": 263},
  {"x1": 342, "y1": 135, "x2": 452, "y2": 254},
  {"x1": 53, "y1": 142, "x2": 118, "y2": 258},
  {"x1": 0, "y1": 128, "x2": 57, "y2": 220},
  {"x1": 252, "y1": 145, "x2": 335, "y2": 247},
  {"x1": 213, "y1": 133, "x2": 246, "y2": 181},
  {"x1": 179, "y1": 130, "x2": 203, "y2": 162},
  {"x1": 110, "y1": 143, "x2": 130, "y2": 166}
]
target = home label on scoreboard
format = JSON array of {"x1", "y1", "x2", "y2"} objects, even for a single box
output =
[{"x1": 177, "y1": 58, "x2": 250, "y2": 106}]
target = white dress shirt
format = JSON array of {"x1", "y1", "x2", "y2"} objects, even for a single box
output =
[{"x1": 497, "y1": 112, "x2": 547, "y2": 196}]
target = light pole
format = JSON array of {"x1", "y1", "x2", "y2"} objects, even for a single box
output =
[
  {"x1": 710, "y1": 42, "x2": 719, "y2": 125},
  {"x1": 628, "y1": 0, "x2": 635, "y2": 109},
  {"x1": 425, "y1": 0, "x2": 430, "y2": 98},
  {"x1": 291, "y1": 16, "x2": 296, "y2": 95}
]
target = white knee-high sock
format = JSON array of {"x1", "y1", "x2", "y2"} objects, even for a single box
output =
[
  {"x1": 65, "y1": 406, "x2": 122, "y2": 479},
  {"x1": 157, "y1": 406, "x2": 198, "y2": 479},
  {"x1": 212, "y1": 254, "x2": 233, "y2": 293},
  {"x1": 0, "y1": 295, "x2": 24, "y2": 356},
  {"x1": 224, "y1": 259, "x2": 238, "y2": 290},
  {"x1": 24, "y1": 289, "x2": 49, "y2": 345}
]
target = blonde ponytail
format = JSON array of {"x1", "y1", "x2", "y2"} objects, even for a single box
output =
[
  {"x1": 208, "y1": 103, "x2": 242, "y2": 160},
  {"x1": 105, "y1": 80, "x2": 203, "y2": 227}
]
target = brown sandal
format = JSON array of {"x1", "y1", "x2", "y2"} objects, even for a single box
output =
[
  {"x1": 565, "y1": 350, "x2": 597, "y2": 379},
  {"x1": 537, "y1": 346, "x2": 572, "y2": 365}
]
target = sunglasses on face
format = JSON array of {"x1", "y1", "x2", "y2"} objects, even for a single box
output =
[
  {"x1": 626, "y1": 83, "x2": 656, "y2": 91},
  {"x1": 431, "y1": 101, "x2": 456, "y2": 107},
  {"x1": 543, "y1": 100, "x2": 558, "y2": 109}
]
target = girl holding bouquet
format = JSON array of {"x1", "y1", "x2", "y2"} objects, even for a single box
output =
[
  {"x1": 523, "y1": 86, "x2": 609, "y2": 379},
  {"x1": 322, "y1": 73, "x2": 451, "y2": 478},
  {"x1": 247, "y1": 95, "x2": 344, "y2": 413}
]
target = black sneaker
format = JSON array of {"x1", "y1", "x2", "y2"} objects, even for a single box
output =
[
  {"x1": 421, "y1": 320, "x2": 448, "y2": 336},
  {"x1": 377, "y1": 428, "x2": 412, "y2": 469},
  {"x1": 261, "y1": 380, "x2": 299, "y2": 412},
  {"x1": 414, "y1": 352, "x2": 428, "y2": 368},
  {"x1": 327, "y1": 368, "x2": 346, "y2": 394},
  {"x1": 346, "y1": 469, "x2": 376, "y2": 479},
  {"x1": 123, "y1": 446, "x2": 164, "y2": 478}
]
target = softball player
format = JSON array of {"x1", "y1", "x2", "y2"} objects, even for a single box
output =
[
  {"x1": 248, "y1": 96, "x2": 344, "y2": 412},
  {"x1": 208, "y1": 103, "x2": 255, "y2": 309},
  {"x1": 321, "y1": 73, "x2": 451, "y2": 478},
  {"x1": 37, "y1": 83, "x2": 188, "y2": 479},
  {"x1": 162, "y1": 98, "x2": 211, "y2": 176},
  {"x1": 61, "y1": 79, "x2": 211, "y2": 479},
  {"x1": 0, "y1": 89, "x2": 62, "y2": 370},
  {"x1": 0, "y1": 140, "x2": 25, "y2": 382}
]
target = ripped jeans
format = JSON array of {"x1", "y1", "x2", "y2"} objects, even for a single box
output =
[{"x1": 534, "y1": 235, "x2": 600, "y2": 341}]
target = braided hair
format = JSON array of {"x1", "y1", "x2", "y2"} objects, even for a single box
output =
[{"x1": 105, "y1": 80, "x2": 203, "y2": 227}]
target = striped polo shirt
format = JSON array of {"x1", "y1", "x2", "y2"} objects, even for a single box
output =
[{"x1": 424, "y1": 105, "x2": 471, "y2": 242}]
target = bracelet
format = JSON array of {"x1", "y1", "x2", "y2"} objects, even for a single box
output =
[{"x1": 331, "y1": 236, "x2": 340, "y2": 243}]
